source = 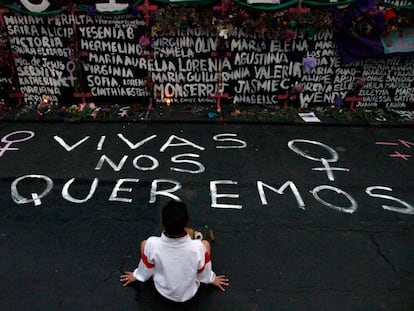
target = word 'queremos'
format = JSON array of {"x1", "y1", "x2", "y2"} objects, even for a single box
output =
[{"x1": 3, "y1": 130, "x2": 414, "y2": 215}]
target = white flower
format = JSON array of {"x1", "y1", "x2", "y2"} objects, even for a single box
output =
[{"x1": 218, "y1": 27, "x2": 229, "y2": 39}]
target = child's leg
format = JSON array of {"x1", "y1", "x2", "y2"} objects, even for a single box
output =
[
  {"x1": 140, "y1": 240, "x2": 147, "y2": 255},
  {"x1": 202, "y1": 240, "x2": 211, "y2": 255}
]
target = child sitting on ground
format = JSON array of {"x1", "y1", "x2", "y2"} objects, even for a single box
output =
[{"x1": 120, "y1": 200, "x2": 229, "y2": 303}]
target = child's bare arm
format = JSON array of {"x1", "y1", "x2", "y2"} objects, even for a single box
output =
[
  {"x1": 212, "y1": 275, "x2": 230, "y2": 291},
  {"x1": 120, "y1": 271, "x2": 136, "y2": 286}
]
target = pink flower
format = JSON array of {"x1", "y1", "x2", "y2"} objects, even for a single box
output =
[
  {"x1": 92, "y1": 108, "x2": 100, "y2": 119},
  {"x1": 78, "y1": 103, "x2": 86, "y2": 112},
  {"x1": 139, "y1": 35, "x2": 150, "y2": 47},
  {"x1": 293, "y1": 84, "x2": 305, "y2": 93},
  {"x1": 355, "y1": 77, "x2": 366, "y2": 88}
]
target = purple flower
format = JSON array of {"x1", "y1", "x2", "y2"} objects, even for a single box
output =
[
  {"x1": 372, "y1": 11, "x2": 386, "y2": 35},
  {"x1": 334, "y1": 95, "x2": 344, "y2": 108},
  {"x1": 101, "y1": 107, "x2": 112, "y2": 114},
  {"x1": 57, "y1": 107, "x2": 69, "y2": 117},
  {"x1": 302, "y1": 56, "x2": 317, "y2": 73},
  {"x1": 355, "y1": 0, "x2": 377, "y2": 12},
  {"x1": 11, "y1": 2, "x2": 22, "y2": 16},
  {"x1": 130, "y1": 6, "x2": 140, "y2": 17},
  {"x1": 86, "y1": 5, "x2": 97, "y2": 16}
]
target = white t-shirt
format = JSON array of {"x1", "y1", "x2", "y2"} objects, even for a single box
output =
[{"x1": 133, "y1": 232, "x2": 216, "y2": 302}]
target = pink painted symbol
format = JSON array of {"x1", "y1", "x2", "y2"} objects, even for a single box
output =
[
  {"x1": 0, "y1": 131, "x2": 35, "y2": 158},
  {"x1": 9, "y1": 92, "x2": 26, "y2": 106},
  {"x1": 210, "y1": 92, "x2": 229, "y2": 113},
  {"x1": 277, "y1": 93, "x2": 289, "y2": 108},
  {"x1": 375, "y1": 140, "x2": 413, "y2": 160},
  {"x1": 344, "y1": 95, "x2": 363, "y2": 111},
  {"x1": 210, "y1": 51, "x2": 231, "y2": 113},
  {"x1": 376, "y1": 140, "x2": 414, "y2": 148},
  {"x1": 289, "y1": 0, "x2": 310, "y2": 13},
  {"x1": 213, "y1": 0, "x2": 228, "y2": 16},
  {"x1": 138, "y1": 0, "x2": 158, "y2": 26},
  {"x1": 375, "y1": 141, "x2": 398, "y2": 146},
  {"x1": 389, "y1": 151, "x2": 411, "y2": 161},
  {"x1": 74, "y1": 92, "x2": 93, "y2": 104},
  {"x1": 398, "y1": 139, "x2": 414, "y2": 148},
  {"x1": 0, "y1": 7, "x2": 9, "y2": 27}
]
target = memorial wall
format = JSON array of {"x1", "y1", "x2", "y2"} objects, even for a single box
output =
[{"x1": 0, "y1": 0, "x2": 413, "y2": 112}]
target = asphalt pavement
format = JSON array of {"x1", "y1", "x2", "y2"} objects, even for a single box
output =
[{"x1": 0, "y1": 121, "x2": 413, "y2": 310}]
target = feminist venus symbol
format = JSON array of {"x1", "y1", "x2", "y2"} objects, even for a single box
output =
[
  {"x1": 66, "y1": 61, "x2": 77, "y2": 87},
  {"x1": 0, "y1": 131, "x2": 35, "y2": 158},
  {"x1": 288, "y1": 139, "x2": 350, "y2": 182}
]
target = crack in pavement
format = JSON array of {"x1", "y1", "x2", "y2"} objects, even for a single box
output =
[
  {"x1": 89, "y1": 247, "x2": 135, "y2": 292},
  {"x1": 369, "y1": 234, "x2": 397, "y2": 272},
  {"x1": 89, "y1": 268, "x2": 120, "y2": 292},
  {"x1": 249, "y1": 286, "x2": 358, "y2": 294}
]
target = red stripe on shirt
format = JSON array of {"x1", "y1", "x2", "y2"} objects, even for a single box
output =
[
  {"x1": 197, "y1": 252, "x2": 211, "y2": 273},
  {"x1": 141, "y1": 254, "x2": 155, "y2": 268}
]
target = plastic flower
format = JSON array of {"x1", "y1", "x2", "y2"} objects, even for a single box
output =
[
  {"x1": 355, "y1": 0, "x2": 376, "y2": 13},
  {"x1": 371, "y1": 11, "x2": 386, "y2": 36},
  {"x1": 384, "y1": 9, "x2": 396, "y2": 21},
  {"x1": 37, "y1": 102, "x2": 51, "y2": 114},
  {"x1": 78, "y1": 103, "x2": 87, "y2": 112},
  {"x1": 292, "y1": 84, "x2": 305, "y2": 93},
  {"x1": 11, "y1": 2, "x2": 22, "y2": 15},
  {"x1": 57, "y1": 106, "x2": 69, "y2": 116},
  {"x1": 334, "y1": 95, "x2": 344, "y2": 108},
  {"x1": 302, "y1": 56, "x2": 318, "y2": 73},
  {"x1": 151, "y1": 25, "x2": 160, "y2": 38},
  {"x1": 91, "y1": 108, "x2": 100, "y2": 119},
  {"x1": 355, "y1": 77, "x2": 366, "y2": 88},
  {"x1": 139, "y1": 35, "x2": 150, "y2": 47},
  {"x1": 283, "y1": 29, "x2": 297, "y2": 42},
  {"x1": 86, "y1": 5, "x2": 97, "y2": 16},
  {"x1": 130, "y1": 5, "x2": 140, "y2": 17},
  {"x1": 144, "y1": 75, "x2": 154, "y2": 90},
  {"x1": 68, "y1": 105, "x2": 78, "y2": 114},
  {"x1": 390, "y1": 25, "x2": 398, "y2": 31},
  {"x1": 101, "y1": 107, "x2": 112, "y2": 114},
  {"x1": 217, "y1": 25, "x2": 230, "y2": 39}
]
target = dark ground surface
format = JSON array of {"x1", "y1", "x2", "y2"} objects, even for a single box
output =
[{"x1": 0, "y1": 120, "x2": 413, "y2": 311}]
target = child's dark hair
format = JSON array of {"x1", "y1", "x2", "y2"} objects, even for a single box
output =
[{"x1": 162, "y1": 200, "x2": 189, "y2": 236}]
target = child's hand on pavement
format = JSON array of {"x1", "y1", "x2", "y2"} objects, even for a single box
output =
[
  {"x1": 120, "y1": 271, "x2": 136, "y2": 286},
  {"x1": 213, "y1": 275, "x2": 230, "y2": 291}
]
